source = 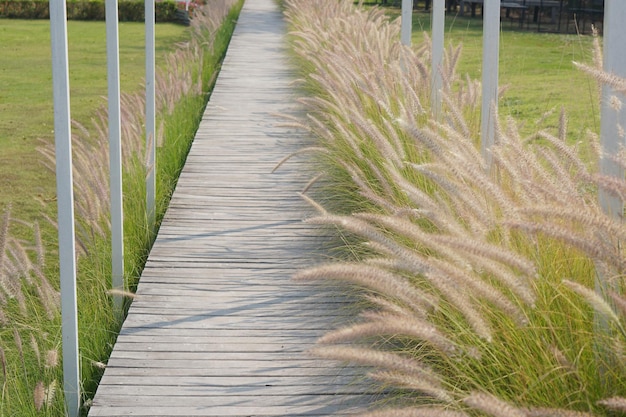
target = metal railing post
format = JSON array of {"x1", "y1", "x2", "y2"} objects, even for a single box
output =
[
  {"x1": 106, "y1": 0, "x2": 125, "y2": 313},
  {"x1": 49, "y1": 0, "x2": 80, "y2": 414},
  {"x1": 599, "y1": 0, "x2": 626, "y2": 220},
  {"x1": 146, "y1": 0, "x2": 156, "y2": 228},
  {"x1": 401, "y1": 0, "x2": 413, "y2": 46},
  {"x1": 431, "y1": 0, "x2": 445, "y2": 118},
  {"x1": 481, "y1": 0, "x2": 501, "y2": 168}
]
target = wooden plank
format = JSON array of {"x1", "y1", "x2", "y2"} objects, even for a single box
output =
[
  {"x1": 116, "y1": 327, "x2": 341, "y2": 338},
  {"x1": 131, "y1": 282, "x2": 340, "y2": 292},
  {"x1": 100, "y1": 364, "x2": 365, "y2": 377},
  {"x1": 97, "y1": 375, "x2": 363, "y2": 388},
  {"x1": 104, "y1": 357, "x2": 358, "y2": 371},
  {"x1": 92, "y1": 391, "x2": 375, "y2": 406},
  {"x1": 89, "y1": 404, "x2": 367, "y2": 417},
  {"x1": 125, "y1": 302, "x2": 352, "y2": 313},
  {"x1": 110, "y1": 340, "x2": 319, "y2": 351},
  {"x1": 92, "y1": 391, "x2": 377, "y2": 407},
  {"x1": 105, "y1": 350, "x2": 327, "y2": 363},
  {"x1": 118, "y1": 319, "x2": 349, "y2": 331}
]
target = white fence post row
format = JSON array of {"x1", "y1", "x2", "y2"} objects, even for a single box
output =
[
  {"x1": 431, "y1": 0, "x2": 445, "y2": 118},
  {"x1": 599, "y1": 0, "x2": 626, "y2": 220},
  {"x1": 401, "y1": 0, "x2": 412, "y2": 46},
  {"x1": 106, "y1": 0, "x2": 125, "y2": 313},
  {"x1": 146, "y1": 0, "x2": 157, "y2": 228},
  {"x1": 49, "y1": 0, "x2": 80, "y2": 415},
  {"x1": 481, "y1": 0, "x2": 500, "y2": 167}
]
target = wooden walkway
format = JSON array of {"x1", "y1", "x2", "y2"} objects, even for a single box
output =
[{"x1": 87, "y1": 0, "x2": 374, "y2": 415}]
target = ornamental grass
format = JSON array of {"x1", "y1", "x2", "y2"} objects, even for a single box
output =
[{"x1": 284, "y1": 0, "x2": 626, "y2": 415}]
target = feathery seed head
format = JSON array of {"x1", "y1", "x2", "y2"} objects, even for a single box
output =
[
  {"x1": 34, "y1": 381, "x2": 45, "y2": 411},
  {"x1": 463, "y1": 392, "x2": 526, "y2": 417}
]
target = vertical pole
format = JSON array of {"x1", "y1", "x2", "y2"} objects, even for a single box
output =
[
  {"x1": 595, "y1": 0, "x2": 624, "y2": 379},
  {"x1": 481, "y1": 0, "x2": 501, "y2": 167},
  {"x1": 599, "y1": 0, "x2": 626, "y2": 220},
  {"x1": 401, "y1": 0, "x2": 413, "y2": 46},
  {"x1": 597, "y1": 1, "x2": 626, "y2": 304},
  {"x1": 106, "y1": 0, "x2": 124, "y2": 313},
  {"x1": 49, "y1": 0, "x2": 80, "y2": 415},
  {"x1": 431, "y1": 0, "x2": 445, "y2": 118},
  {"x1": 146, "y1": 0, "x2": 156, "y2": 228}
]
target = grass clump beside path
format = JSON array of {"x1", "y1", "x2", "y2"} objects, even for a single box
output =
[
  {"x1": 0, "y1": 1, "x2": 242, "y2": 415},
  {"x1": 285, "y1": 0, "x2": 626, "y2": 415}
]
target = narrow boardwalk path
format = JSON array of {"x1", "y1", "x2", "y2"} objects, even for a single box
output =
[{"x1": 88, "y1": 0, "x2": 374, "y2": 416}]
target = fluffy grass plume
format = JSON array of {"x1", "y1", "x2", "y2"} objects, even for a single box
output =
[{"x1": 285, "y1": 0, "x2": 626, "y2": 415}]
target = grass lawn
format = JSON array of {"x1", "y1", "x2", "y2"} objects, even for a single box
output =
[
  {"x1": 0, "y1": 19, "x2": 189, "y2": 225},
  {"x1": 391, "y1": 8, "x2": 599, "y2": 140}
]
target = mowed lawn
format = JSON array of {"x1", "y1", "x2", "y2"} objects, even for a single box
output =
[
  {"x1": 0, "y1": 19, "x2": 188, "y2": 225},
  {"x1": 407, "y1": 10, "x2": 599, "y2": 139}
]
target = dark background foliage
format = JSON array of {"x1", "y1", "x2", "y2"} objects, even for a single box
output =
[{"x1": 0, "y1": 0, "x2": 184, "y2": 22}]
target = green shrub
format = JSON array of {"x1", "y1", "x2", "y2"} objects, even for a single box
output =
[
  {"x1": 66, "y1": 1, "x2": 104, "y2": 20},
  {"x1": 0, "y1": 0, "x2": 181, "y2": 21},
  {"x1": 0, "y1": 0, "x2": 49, "y2": 18},
  {"x1": 155, "y1": 1, "x2": 178, "y2": 22}
]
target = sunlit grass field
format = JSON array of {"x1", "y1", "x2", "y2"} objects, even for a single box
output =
[
  {"x1": 393, "y1": 8, "x2": 599, "y2": 139},
  {"x1": 0, "y1": 19, "x2": 189, "y2": 225}
]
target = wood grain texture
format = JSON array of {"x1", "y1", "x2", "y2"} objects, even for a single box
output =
[{"x1": 86, "y1": 0, "x2": 376, "y2": 415}]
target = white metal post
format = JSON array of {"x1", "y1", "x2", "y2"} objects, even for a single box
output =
[
  {"x1": 599, "y1": 0, "x2": 626, "y2": 220},
  {"x1": 431, "y1": 0, "x2": 445, "y2": 118},
  {"x1": 49, "y1": 0, "x2": 80, "y2": 415},
  {"x1": 146, "y1": 0, "x2": 156, "y2": 228},
  {"x1": 106, "y1": 0, "x2": 125, "y2": 313},
  {"x1": 481, "y1": 0, "x2": 500, "y2": 167},
  {"x1": 401, "y1": 0, "x2": 413, "y2": 46},
  {"x1": 595, "y1": 0, "x2": 626, "y2": 373}
]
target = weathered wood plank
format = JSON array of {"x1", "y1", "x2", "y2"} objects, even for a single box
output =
[
  {"x1": 127, "y1": 304, "x2": 352, "y2": 315},
  {"x1": 110, "y1": 340, "x2": 319, "y2": 352},
  {"x1": 105, "y1": 351, "x2": 333, "y2": 365},
  {"x1": 92, "y1": 392, "x2": 378, "y2": 407},
  {"x1": 115, "y1": 327, "x2": 338, "y2": 338},
  {"x1": 118, "y1": 318, "x2": 348, "y2": 331},
  {"x1": 100, "y1": 364, "x2": 365, "y2": 377},
  {"x1": 92, "y1": 391, "x2": 376, "y2": 407},
  {"x1": 97, "y1": 375, "x2": 363, "y2": 388},
  {"x1": 89, "y1": 404, "x2": 366, "y2": 417},
  {"x1": 104, "y1": 357, "x2": 356, "y2": 371}
]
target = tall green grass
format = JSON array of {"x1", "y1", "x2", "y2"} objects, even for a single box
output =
[
  {"x1": 285, "y1": 0, "x2": 626, "y2": 415},
  {"x1": 0, "y1": 1, "x2": 242, "y2": 415}
]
